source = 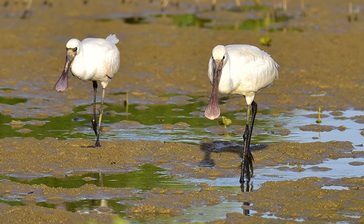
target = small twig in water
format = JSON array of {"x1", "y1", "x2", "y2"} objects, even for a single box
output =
[{"x1": 316, "y1": 106, "x2": 322, "y2": 124}]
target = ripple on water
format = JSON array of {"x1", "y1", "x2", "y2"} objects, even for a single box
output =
[{"x1": 187, "y1": 157, "x2": 364, "y2": 189}]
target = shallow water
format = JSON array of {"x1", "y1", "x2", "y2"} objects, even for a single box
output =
[
  {"x1": 0, "y1": 96, "x2": 280, "y2": 143},
  {"x1": 0, "y1": 164, "x2": 186, "y2": 190},
  {"x1": 0, "y1": 164, "x2": 190, "y2": 219},
  {"x1": 1, "y1": 154, "x2": 363, "y2": 222},
  {"x1": 283, "y1": 109, "x2": 364, "y2": 151},
  {"x1": 1, "y1": 96, "x2": 362, "y2": 149},
  {"x1": 186, "y1": 157, "x2": 364, "y2": 188}
]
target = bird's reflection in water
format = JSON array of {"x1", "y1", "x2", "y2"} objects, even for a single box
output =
[
  {"x1": 199, "y1": 140, "x2": 266, "y2": 175},
  {"x1": 96, "y1": 171, "x2": 113, "y2": 213},
  {"x1": 200, "y1": 141, "x2": 265, "y2": 216},
  {"x1": 241, "y1": 179, "x2": 253, "y2": 216},
  {"x1": 242, "y1": 201, "x2": 252, "y2": 216},
  {"x1": 199, "y1": 146, "x2": 215, "y2": 167}
]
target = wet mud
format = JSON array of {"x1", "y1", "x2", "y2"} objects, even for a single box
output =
[{"x1": 0, "y1": 0, "x2": 364, "y2": 223}]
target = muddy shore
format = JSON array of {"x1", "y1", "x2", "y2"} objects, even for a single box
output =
[{"x1": 0, "y1": 0, "x2": 364, "y2": 223}]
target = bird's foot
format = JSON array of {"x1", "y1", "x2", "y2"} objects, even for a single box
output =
[{"x1": 94, "y1": 139, "x2": 101, "y2": 148}]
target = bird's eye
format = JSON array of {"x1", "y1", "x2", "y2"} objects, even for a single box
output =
[
  {"x1": 222, "y1": 56, "x2": 225, "y2": 60},
  {"x1": 73, "y1": 47, "x2": 78, "y2": 52}
]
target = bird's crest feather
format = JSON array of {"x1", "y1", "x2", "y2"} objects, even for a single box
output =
[{"x1": 106, "y1": 34, "x2": 119, "y2": 45}]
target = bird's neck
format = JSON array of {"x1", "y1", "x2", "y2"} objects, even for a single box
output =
[{"x1": 218, "y1": 59, "x2": 234, "y2": 94}]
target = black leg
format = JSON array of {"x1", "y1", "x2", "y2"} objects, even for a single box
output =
[
  {"x1": 240, "y1": 101, "x2": 257, "y2": 184},
  {"x1": 91, "y1": 81, "x2": 98, "y2": 137}
]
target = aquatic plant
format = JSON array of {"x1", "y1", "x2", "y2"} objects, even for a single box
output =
[{"x1": 259, "y1": 36, "x2": 272, "y2": 46}]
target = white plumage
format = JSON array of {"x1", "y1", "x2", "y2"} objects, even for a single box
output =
[
  {"x1": 55, "y1": 34, "x2": 120, "y2": 147},
  {"x1": 207, "y1": 44, "x2": 278, "y2": 106},
  {"x1": 66, "y1": 34, "x2": 120, "y2": 89},
  {"x1": 204, "y1": 44, "x2": 278, "y2": 184}
]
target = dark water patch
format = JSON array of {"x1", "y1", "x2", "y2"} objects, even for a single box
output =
[
  {"x1": 95, "y1": 18, "x2": 113, "y2": 22},
  {"x1": 95, "y1": 16, "x2": 148, "y2": 24},
  {"x1": 0, "y1": 96, "x2": 27, "y2": 105},
  {"x1": 112, "y1": 91, "x2": 128, "y2": 96},
  {"x1": 123, "y1": 16, "x2": 148, "y2": 24},
  {"x1": 0, "y1": 164, "x2": 185, "y2": 190}
]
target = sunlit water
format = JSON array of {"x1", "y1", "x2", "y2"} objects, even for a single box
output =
[
  {"x1": 1, "y1": 95, "x2": 362, "y2": 149},
  {"x1": 187, "y1": 157, "x2": 364, "y2": 189}
]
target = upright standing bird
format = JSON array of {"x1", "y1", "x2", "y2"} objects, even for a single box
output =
[
  {"x1": 55, "y1": 34, "x2": 120, "y2": 147},
  {"x1": 204, "y1": 44, "x2": 278, "y2": 184}
]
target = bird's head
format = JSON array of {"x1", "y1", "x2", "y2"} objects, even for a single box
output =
[
  {"x1": 55, "y1": 38, "x2": 80, "y2": 92},
  {"x1": 65, "y1": 38, "x2": 81, "y2": 61},
  {"x1": 212, "y1": 45, "x2": 227, "y2": 63},
  {"x1": 205, "y1": 45, "x2": 227, "y2": 120},
  {"x1": 211, "y1": 45, "x2": 228, "y2": 80}
]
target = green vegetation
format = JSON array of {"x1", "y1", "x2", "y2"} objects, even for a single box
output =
[
  {"x1": 0, "y1": 96, "x2": 27, "y2": 105},
  {"x1": 259, "y1": 36, "x2": 272, "y2": 46},
  {"x1": 0, "y1": 164, "x2": 187, "y2": 190},
  {"x1": 239, "y1": 13, "x2": 293, "y2": 31},
  {"x1": 36, "y1": 201, "x2": 56, "y2": 209},
  {"x1": 95, "y1": 9, "x2": 300, "y2": 32},
  {"x1": 219, "y1": 116, "x2": 232, "y2": 128},
  {"x1": 167, "y1": 14, "x2": 211, "y2": 27},
  {"x1": 0, "y1": 196, "x2": 25, "y2": 206}
]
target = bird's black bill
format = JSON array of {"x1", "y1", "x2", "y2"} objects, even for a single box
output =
[
  {"x1": 204, "y1": 61, "x2": 222, "y2": 120},
  {"x1": 55, "y1": 56, "x2": 72, "y2": 92}
]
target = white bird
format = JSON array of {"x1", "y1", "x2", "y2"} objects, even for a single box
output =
[
  {"x1": 55, "y1": 34, "x2": 120, "y2": 147},
  {"x1": 204, "y1": 44, "x2": 278, "y2": 184}
]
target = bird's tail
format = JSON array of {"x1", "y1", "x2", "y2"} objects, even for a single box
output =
[{"x1": 106, "y1": 34, "x2": 119, "y2": 45}]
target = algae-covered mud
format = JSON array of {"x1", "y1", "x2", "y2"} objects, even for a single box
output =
[{"x1": 0, "y1": 0, "x2": 364, "y2": 223}]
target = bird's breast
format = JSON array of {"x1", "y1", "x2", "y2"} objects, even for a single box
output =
[
  {"x1": 71, "y1": 57, "x2": 94, "y2": 81},
  {"x1": 217, "y1": 66, "x2": 237, "y2": 94}
]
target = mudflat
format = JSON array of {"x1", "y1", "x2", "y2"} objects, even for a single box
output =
[{"x1": 0, "y1": 0, "x2": 363, "y2": 223}]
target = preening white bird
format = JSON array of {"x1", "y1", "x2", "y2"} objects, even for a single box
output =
[
  {"x1": 204, "y1": 44, "x2": 278, "y2": 184},
  {"x1": 55, "y1": 34, "x2": 120, "y2": 147}
]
